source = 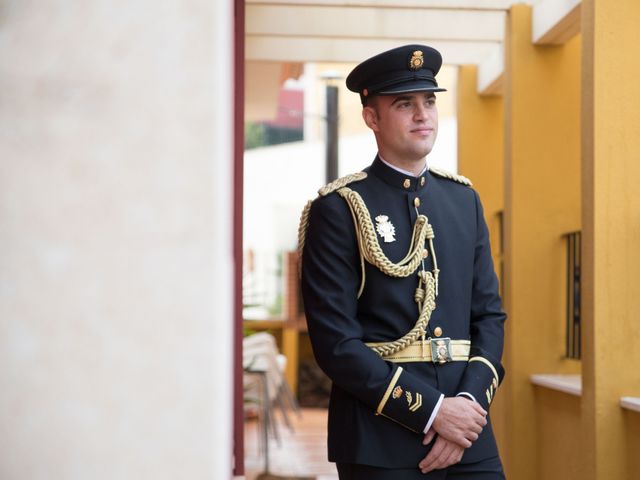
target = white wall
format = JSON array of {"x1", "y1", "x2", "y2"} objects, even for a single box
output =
[
  {"x1": 0, "y1": 1, "x2": 233, "y2": 478},
  {"x1": 214, "y1": 1, "x2": 235, "y2": 478},
  {"x1": 244, "y1": 120, "x2": 457, "y2": 255},
  {"x1": 243, "y1": 117, "x2": 456, "y2": 318}
]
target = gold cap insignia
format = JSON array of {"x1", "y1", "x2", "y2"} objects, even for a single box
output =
[
  {"x1": 392, "y1": 386, "x2": 403, "y2": 399},
  {"x1": 409, "y1": 50, "x2": 424, "y2": 71}
]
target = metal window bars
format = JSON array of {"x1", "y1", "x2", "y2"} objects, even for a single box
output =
[{"x1": 564, "y1": 231, "x2": 581, "y2": 359}]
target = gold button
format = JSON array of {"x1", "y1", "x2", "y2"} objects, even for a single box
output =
[
  {"x1": 422, "y1": 249, "x2": 429, "y2": 259},
  {"x1": 403, "y1": 179, "x2": 411, "y2": 189},
  {"x1": 420, "y1": 177, "x2": 425, "y2": 186},
  {"x1": 414, "y1": 197, "x2": 421, "y2": 207},
  {"x1": 434, "y1": 327, "x2": 443, "y2": 337}
]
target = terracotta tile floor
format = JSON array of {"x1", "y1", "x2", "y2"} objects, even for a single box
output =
[{"x1": 244, "y1": 408, "x2": 338, "y2": 480}]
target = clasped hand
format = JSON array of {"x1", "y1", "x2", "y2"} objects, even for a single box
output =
[{"x1": 418, "y1": 397, "x2": 487, "y2": 474}]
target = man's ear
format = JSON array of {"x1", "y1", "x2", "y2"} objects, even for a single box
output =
[{"x1": 362, "y1": 106, "x2": 380, "y2": 131}]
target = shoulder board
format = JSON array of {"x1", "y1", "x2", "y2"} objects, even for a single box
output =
[
  {"x1": 428, "y1": 166, "x2": 473, "y2": 187},
  {"x1": 317, "y1": 171, "x2": 367, "y2": 197}
]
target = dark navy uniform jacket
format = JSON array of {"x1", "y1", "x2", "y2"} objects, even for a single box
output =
[{"x1": 301, "y1": 157, "x2": 506, "y2": 468}]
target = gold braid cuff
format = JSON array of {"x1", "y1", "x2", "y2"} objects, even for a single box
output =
[
  {"x1": 376, "y1": 367, "x2": 404, "y2": 415},
  {"x1": 468, "y1": 356, "x2": 500, "y2": 385}
]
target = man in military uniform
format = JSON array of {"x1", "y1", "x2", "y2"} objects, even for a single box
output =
[{"x1": 299, "y1": 44, "x2": 506, "y2": 479}]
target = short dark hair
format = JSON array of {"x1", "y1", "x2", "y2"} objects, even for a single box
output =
[{"x1": 364, "y1": 95, "x2": 383, "y2": 109}]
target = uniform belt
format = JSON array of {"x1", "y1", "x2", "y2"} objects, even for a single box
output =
[{"x1": 366, "y1": 338, "x2": 471, "y2": 364}]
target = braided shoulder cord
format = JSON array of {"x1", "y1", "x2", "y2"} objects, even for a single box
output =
[
  {"x1": 297, "y1": 199, "x2": 313, "y2": 277},
  {"x1": 337, "y1": 188, "x2": 430, "y2": 278},
  {"x1": 369, "y1": 271, "x2": 437, "y2": 356},
  {"x1": 335, "y1": 187, "x2": 438, "y2": 355},
  {"x1": 342, "y1": 200, "x2": 368, "y2": 298},
  {"x1": 297, "y1": 181, "x2": 439, "y2": 356},
  {"x1": 297, "y1": 172, "x2": 368, "y2": 277}
]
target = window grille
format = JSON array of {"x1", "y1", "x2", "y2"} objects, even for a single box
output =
[{"x1": 564, "y1": 231, "x2": 581, "y2": 359}]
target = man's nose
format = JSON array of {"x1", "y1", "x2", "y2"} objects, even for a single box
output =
[{"x1": 414, "y1": 103, "x2": 428, "y2": 120}]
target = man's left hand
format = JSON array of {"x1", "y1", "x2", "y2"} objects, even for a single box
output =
[{"x1": 418, "y1": 435, "x2": 465, "y2": 474}]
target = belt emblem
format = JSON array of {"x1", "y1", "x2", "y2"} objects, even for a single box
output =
[{"x1": 432, "y1": 337, "x2": 453, "y2": 364}]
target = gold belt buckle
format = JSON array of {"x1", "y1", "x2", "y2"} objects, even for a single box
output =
[{"x1": 431, "y1": 337, "x2": 453, "y2": 364}]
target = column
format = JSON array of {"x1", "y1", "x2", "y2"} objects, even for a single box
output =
[
  {"x1": 457, "y1": 65, "x2": 508, "y2": 467},
  {"x1": 581, "y1": 1, "x2": 640, "y2": 479},
  {"x1": 0, "y1": 1, "x2": 233, "y2": 478},
  {"x1": 503, "y1": 5, "x2": 582, "y2": 479}
]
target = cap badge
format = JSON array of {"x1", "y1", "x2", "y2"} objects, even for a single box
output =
[
  {"x1": 375, "y1": 215, "x2": 396, "y2": 243},
  {"x1": 409, "y1": 50, "x2": 424, "y2": 71}
]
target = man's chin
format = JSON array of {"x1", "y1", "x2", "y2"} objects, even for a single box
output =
[
  {"x1": 409, "y1": 147, "x2": 433, "y2": 160},
  {"x1": 412, "y1": 141, "x2": 435, "y2": 158}
]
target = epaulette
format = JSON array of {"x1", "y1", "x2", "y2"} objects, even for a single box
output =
[
  {"x1": 317, "y1": 171, "x2": 368, "y2": 196},
  {"x1": 428, "y1": 166, "x2": 473, "y2": 187},
  {"x1": 298, "y1": 171, "x2": 368, "y2": 278}
]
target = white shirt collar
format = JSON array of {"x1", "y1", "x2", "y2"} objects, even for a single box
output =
[{"x1": 378, "y1": 154, "x2": 427, "y2": 177}]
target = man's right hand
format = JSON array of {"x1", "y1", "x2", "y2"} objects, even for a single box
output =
[{"x1": 430, "y1": 397, "x2": 487, "y2": 448}]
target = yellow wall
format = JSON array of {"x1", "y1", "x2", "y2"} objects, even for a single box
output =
[
  {"x1": 456, "y1": 65, "x2": 509, "y2": 466},
  {"x1": 457, "y1": 4, "x2": 640, "y2": 479},
  {"x1": 624, "y1": 412, "x2": 640, "y2": 478},
  {"x1": 534, "y1": 389, "x2": 583, "y2": 480},
  {"x1": 503, "y1": 5, "x2": 582, "y2": 479},
  {"x1": 457, "y1": 66, "x2": 504, "y2": 261},
  {"x1": 581, "y1": 1, "x2": 640, "y2": 479}
]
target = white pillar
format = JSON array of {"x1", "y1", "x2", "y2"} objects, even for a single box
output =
[
  {"x1": 0, "y1": 0, "x2": 234, "y2": 478},
  {"x1": 213, "y1": 0, "x2": 235, "y2": 478}
]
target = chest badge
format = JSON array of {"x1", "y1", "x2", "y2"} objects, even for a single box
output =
[{"x1": 375, "y1": 215, "x2": 396, "y2": 243}]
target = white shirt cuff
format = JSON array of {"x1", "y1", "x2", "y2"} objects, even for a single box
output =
[
  {"x1": 423, "y1": 393, "x2": 444, "y2": 433},
  {"x1": 456, "y1": 392, "x2": 478, "y2": 403}
]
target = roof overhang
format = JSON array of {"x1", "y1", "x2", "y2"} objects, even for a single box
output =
[{"x1": 246, "y1": 0, "x2": 581, "y2": 96}]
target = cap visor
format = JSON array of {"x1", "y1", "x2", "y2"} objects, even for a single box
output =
[{"x1": 378, "y1": 81, "x2": 446, "y2": 95}]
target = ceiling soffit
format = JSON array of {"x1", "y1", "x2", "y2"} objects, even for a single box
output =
[{"x1": 246, "y1": 0, "x2": 580, "y2": 95}]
